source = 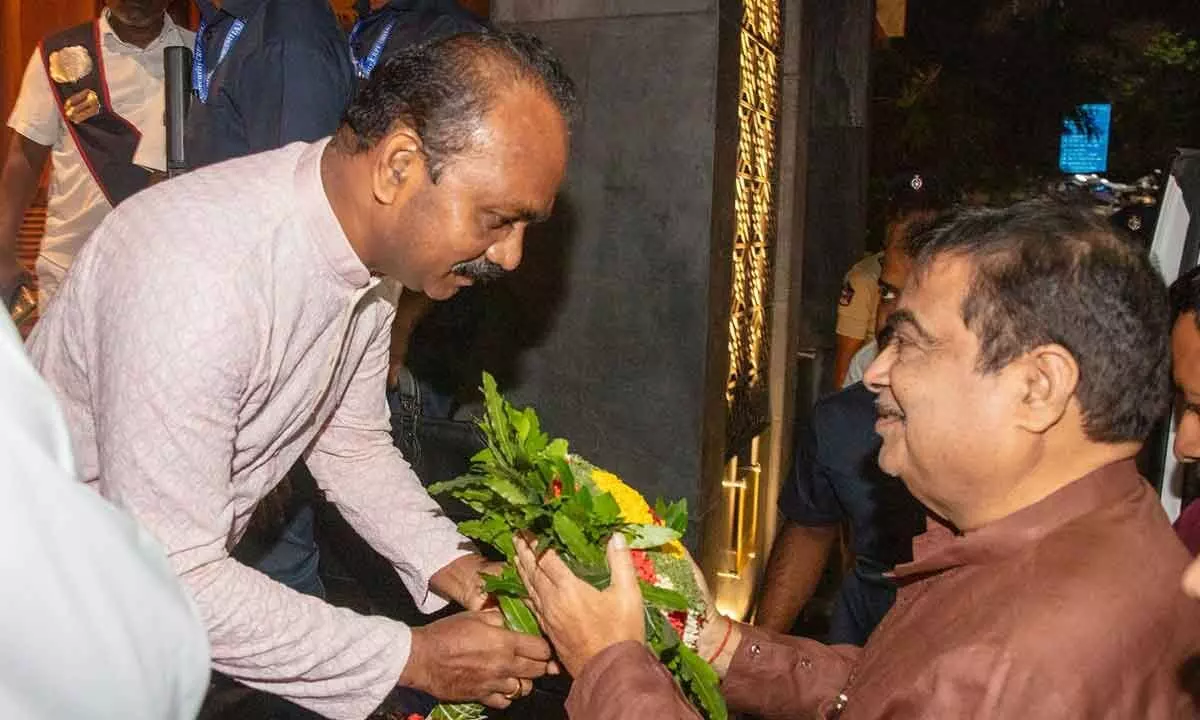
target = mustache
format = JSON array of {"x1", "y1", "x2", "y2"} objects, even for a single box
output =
[
  {"x1": 875, "y1": 399, "x2": 905, "y2": 420},
  {"x1": 451, "y1": 257, "x2": 507, "y2": 282}
]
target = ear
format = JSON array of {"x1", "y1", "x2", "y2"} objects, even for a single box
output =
[
  {"x1": 372, "y1": 127, "x2": 426, "y2": 206},
  {"x1": 1014, "y1": 343, "x2": 1079, "y2": 434}
]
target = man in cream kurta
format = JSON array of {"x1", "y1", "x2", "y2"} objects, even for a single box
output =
[
  {"x1": 28, "y1": 30, "x2": 573, "y2": 717},
  {"x1": 29, "y1": 140, "x2": 462, "y2": 718}
]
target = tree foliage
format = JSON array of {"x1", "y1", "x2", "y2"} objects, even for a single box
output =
[{"x1": 871, "y1": 0, "x2": 1200, "y2": 198}]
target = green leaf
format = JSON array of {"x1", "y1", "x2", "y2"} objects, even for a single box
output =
[
  {"x1": 517, "y1": 505, "x2": 555, "y2": 529},
  {"x1": 525, "y1": 428, "x2": 549, "y2": 457},
  {"x1": 428, "y1": 475, "x2": 485, "y2": 497},
  {"x1": 481, "y1": 371, "x2": 499, "y2": 397},
  {"x1": 625, "y1": 524, "x2": 682, "y2": 549},
  {"x1": 481, "y1": 373, "x2": 516, "y2": 465},
  {"x1": 502, "y1": 404, "x2": 543, "y2": 458},
  {"x1": 541, "y1": 437, "x2": 569, "y2": 461},
  {"x1": 660, "y1": 498, "x2": 689, "y2": 535},
  {"x1": 498, "y1": 595, "x2": 541, "y2": 636},
  {"x1": 509, "y1": 405, "x2": 532, "y2": 447},
  {"x1": 482, "y1": 567, "x2": 527, "y2": 598},
  {"x1": 676, "y1": 645, "x2": 728, "y2": 720},
  {"x1": 457, "y1": 517, "x2": 516, "y2": 559},
  {"x1": 644, "y1": 604, "x2": 671, "y2": 651},
  {"x1": 428, "y1": 702, "x2": 487, "y2": 720},
  {"x1": 492, "y1": 533, "x2": 516, "y2": 560},
  {"x1": 638, "y1": 580, "x2": 689, "y2": 611},
  {"x1": 481, "y1": 473, "x2": 534, "y2": 506},
  {"x1": 551, "y1": 457, "x2": 578, "y2": 496},
  {"x1": 454, "y1": 488, "x2": 498, "y2": 515},
  {"x1": 456, "y1": 517, "x2": 502, "y2": 541},
  {"x1": 552, "y1": 511, "x2": 605, "y2": 567},
  {"x1": 470, "y1": 446, "x2": 496, "y2": 465},
  {"x1": 591, "y1": 492, "x2": 622, "y2": 524},
  {"x1": 560, "y1": 488, "x2": 592, "y2": 524}
]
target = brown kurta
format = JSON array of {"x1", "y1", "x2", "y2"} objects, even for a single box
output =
[{"x1": 568, "y1": 461, "x2": 1200, "y2": 719}]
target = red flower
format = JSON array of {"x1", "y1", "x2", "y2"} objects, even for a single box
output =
[
  {"x1": 668, "y1": 610, "x2": 688, "y2": 637},
  {"x1": 630, "y1": 549, "x2": 657, "y2": 583},
  {"x1": 550, "y1": 475, "x2": 563, "y2": 498}
]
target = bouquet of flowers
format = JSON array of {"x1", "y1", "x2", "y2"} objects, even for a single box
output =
[{"x1": 422, "y1": 373, "x2": 726, "y2": 720}]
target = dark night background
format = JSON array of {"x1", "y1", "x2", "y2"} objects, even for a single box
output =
[{"x1": 870, "y1": 0, "x2": 1200, "y2": 209}]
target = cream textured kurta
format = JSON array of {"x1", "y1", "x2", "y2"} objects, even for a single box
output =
[{"x1": 28, "y1": 139, "x2": 474, "y2": 719}]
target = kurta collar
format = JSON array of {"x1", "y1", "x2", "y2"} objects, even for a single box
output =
[
  {"x1": 893, "y1": 459, "x2": 1147, "y2": 580},
  {"x1": 295, "y1": 139, "x2": 373, "y2": 290}
]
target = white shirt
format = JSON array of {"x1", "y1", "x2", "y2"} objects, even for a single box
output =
[
  {"x1": 7, "y1": 11, "x2": 191, "y2": 286},
  {"x1": 0, "y1": 312, "x2": 210, "y2": 720},
  {"x1": 29, "y1": 140, "x2": 473, "y2": 719},
  {"x1": 842, "y1": 339, "x2": 879, "y2": 388}
]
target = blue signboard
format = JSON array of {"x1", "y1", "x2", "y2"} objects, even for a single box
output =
[{"x1": 1059, "y1": 103, "x2": 1112, "y2": 174}]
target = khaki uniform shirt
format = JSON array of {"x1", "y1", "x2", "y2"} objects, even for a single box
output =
[{"x1": 836, "y1": 253, "x2": 882, "y2": 341}]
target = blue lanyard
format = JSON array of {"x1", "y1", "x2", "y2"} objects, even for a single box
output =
[
  {"x1": 193, "y1": 17, "x2": 246, "y2": 103},
  {"x1": 349, "y1": 18, "x2": 398, "y2": 79}
]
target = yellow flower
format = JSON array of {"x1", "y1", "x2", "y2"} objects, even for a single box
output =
[{"x1": 591, "y1": 468, "x2": 684, "y2": 556}]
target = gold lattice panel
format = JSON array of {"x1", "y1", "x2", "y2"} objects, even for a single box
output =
[{"x1": 724, "y1": 0, "x2": 782, "y2": 455}]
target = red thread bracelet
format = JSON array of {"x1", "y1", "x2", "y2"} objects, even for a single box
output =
[{"x1": 706, "y1": 617, "x2": 734, "y2": 664}]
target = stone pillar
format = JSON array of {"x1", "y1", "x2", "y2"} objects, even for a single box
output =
[
  {"x1": 756, "y1": 0, "x2": 812, "y2": 597},
  {"x1": 488, "y1": 0, "x2": 731, "y2": 527},
  {"x1": 486, "y1": 1, "x2": 816, "y2": 622},
  {"x1": 798, "y1": 0, "x2": 874, "y2": 388}
]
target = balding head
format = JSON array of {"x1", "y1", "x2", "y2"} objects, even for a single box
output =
[
  {"x1": 325, "y1": 30, "x2": 573, "y2": 301},
  {"x1": 340, "y1": 30, "x2": 576, "y2": 180}
]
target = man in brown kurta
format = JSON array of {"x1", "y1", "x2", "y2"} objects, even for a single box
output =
[
  {"x1": 517, "y1": 201, "x2": 1200, "y2": 719},
  {"x1": 1171, "y1": 266, "x2": 1200, "y2": 601}
]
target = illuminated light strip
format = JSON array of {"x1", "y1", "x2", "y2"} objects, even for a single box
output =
[
  {"x1": 725, "y1": 0, "x2": 781, "y2": 413},
  {"x1": 718, "y1": 0, "x2": 781, "y2": 590}
]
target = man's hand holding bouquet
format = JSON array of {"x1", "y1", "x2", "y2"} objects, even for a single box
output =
[{"x1": 422, "y1": 374, "x2": 728, "y2": 720}]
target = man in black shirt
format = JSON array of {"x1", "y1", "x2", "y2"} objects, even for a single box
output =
[
  {"x1": 185, "y1": 0, "x2": 354, "y2": 168},
  {"x1": 350, "y1": 0, "x2": 485, "y2": 81},
  {"x1": 758, "y1": 380, "x2": 926, "y2": 645}
]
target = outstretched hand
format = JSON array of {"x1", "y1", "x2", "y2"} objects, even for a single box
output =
[
  {"x1": 400, "y1": 609, "x2": 552, "y2": 708},
  {"x1": 514, "y1": 533, "x2": 645, "y2": 677},
  {"x1": 429, "y1": 553, "x2": 502, "y2": 611}
]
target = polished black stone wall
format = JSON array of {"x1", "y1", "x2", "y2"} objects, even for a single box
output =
[{"x1": 485, "y1": 1, "x2": 732, "y2": 545}]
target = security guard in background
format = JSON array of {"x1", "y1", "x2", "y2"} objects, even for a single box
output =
[{"x1": 832, "y1": 170, "x2": 939, "y2": 386}]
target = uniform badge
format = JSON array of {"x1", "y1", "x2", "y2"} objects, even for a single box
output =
[
  {"x1": 48, "y1": 46, "x2": 94, "y2": 84},
  {"x1": 839, "y1": 281, "x2": 856, "y2": 306}
]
